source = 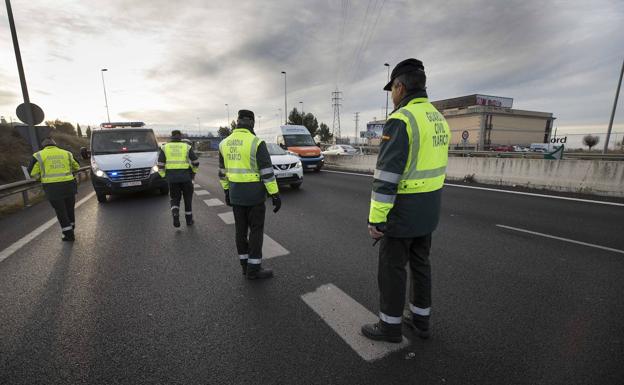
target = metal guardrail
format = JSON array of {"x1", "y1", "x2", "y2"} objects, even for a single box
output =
[
  {"x1": 0, "y1": 166, "x2": 91, "y2": 207},
  {"x1": 448, "y1": 150, "x2": 624, "y2": 161}
]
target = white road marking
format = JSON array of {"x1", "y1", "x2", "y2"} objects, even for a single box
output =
[
  {"x1": 496, "y1": 224, "x2": 624, "y2": 255},
  {"x1": 195, "y1": 190, "x2": 211, "y2": 196},
  {"x1": 321, "y1": 170, "x2": 624, "y2": 207},
  {"x1": 203, "y1": 198, "x2": 224, "y2": 207},
  {"x1": 0, "y1": 192, "x2": 96, "y2": 264},
  {"x1": 217, "y1": 211, "x2": 235, "y2": 224},
  {"x1": 193, "y1": 183, "x2": 201, "y2": 188},
  {"x1": 301, "y1": 283, "x2": 409, "y2": 362},
  {"x1": 262, "y1": 234, "x2": 289, "y2": 259}
]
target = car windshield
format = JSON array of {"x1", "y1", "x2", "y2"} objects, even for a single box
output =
[
  {"x1": 284, "y1": 134, "x2": 316, "y2": 147},
  {"x1": 266, "y1": 143, "x2": 287, "y2": 155},
  {"x1": 92, "y1": 130, "x2": 158, "y2": 154}
]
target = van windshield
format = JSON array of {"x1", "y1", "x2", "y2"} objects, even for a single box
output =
[
  {"x1": 92, "y1": 130, "x2": 158, "y2": 155},
  {"x1": 284, "y1": 134, "x2": 316, "y2": 147}
]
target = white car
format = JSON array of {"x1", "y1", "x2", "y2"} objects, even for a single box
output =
[
  {"x1": 266, "y1": 143, "x2": 303, "y2": 189},
  {"x1": 322, "y1": 144, "x2": 359, "y2": 156}
]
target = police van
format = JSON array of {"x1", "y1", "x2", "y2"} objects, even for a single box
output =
[
  {"x1": 256, "y1": 125, "x2": 324, "y2": 172},
  {"x1": 80, "y1": 122, "x2": 168, "y2": 203}
]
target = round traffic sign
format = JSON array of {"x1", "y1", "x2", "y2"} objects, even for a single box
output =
[
  {"x1": 16, "y1": 103, "x2": 45, "y2": 125},
  {"x1": 461, "y1": 130, "x2": 469, "y2": 140}
]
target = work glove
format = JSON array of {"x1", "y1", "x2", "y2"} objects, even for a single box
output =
[
  {"x1": 225, "y1": 190, "x2": 231, "y2": 206},
  {"x1": 271, "y1": 194, "x2": 281, "y2": 213}
]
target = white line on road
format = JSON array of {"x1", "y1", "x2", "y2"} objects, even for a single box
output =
[
  {"x1": 0, "y1": 192, "x2": 96, "y2": 264},
  {"x1": 321, "y1": 170, "x2": 624, "y2": 207},
  {"x1": 217, "y1": 211, "x2": 235, "y2": 224},
  {"x1": 203, "y1": 198, "x2": 224, "y2": 207},
  {"x1": 496, "y1": 224, "x2": 624, "y2": 255},
  {"x1": 193, "y1": 183, "x2": 201, "y2": 188},
  {"x1": 301, "y1": 283, "x2": 409, "y2": 362},
  {"x1": 262, "y1": 233, "x2": 289, "y2": 259},
  {"x1": 195, "y1": 190, "x2": 211, "y2": 196}
]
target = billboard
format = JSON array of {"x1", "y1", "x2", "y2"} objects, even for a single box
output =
[
  {"x1": 475, "y1": 95, "x2": 513, "y2": 108},
  {"x1": 363, "y1": 121, "x2": 384, "y2": 138}
]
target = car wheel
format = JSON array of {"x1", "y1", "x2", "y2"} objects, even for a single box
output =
[
  {"x1": 96, "y1": 192, "x2": 107, "y2": 203},
  {"x1": 290, "y1": 183, "x2": 302, "y2": 189}
]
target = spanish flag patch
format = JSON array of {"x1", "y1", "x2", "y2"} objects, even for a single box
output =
[{"x1": 382, "y1": 135, "x2": 391, "y2": 141}]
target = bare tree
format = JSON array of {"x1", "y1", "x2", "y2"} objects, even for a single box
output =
[{"x1": 583, "y1": 135, "x2": 600, "y2": 151}]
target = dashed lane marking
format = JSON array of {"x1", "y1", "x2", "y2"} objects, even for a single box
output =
[
  {"x1": 203, "y1": 198, "x2": 224, "y2": 207},
  {"x1": 0, "y1": 192, "x2": 96, "y2": 264},
  {"x1": 262, "y1": 233, "x2": 289, "y2": 259},
  {"x1": 217, "y1": 211, "x2": 235, "y2": 224},
  {"x1": 193, "y1": 183, "x2": 201, "y2": 188},
  {"x1": 497, "y1": 224, "x2": 624, "y2": 255},
  {"x1": 301, "y1": 283, "x2": 409, "y2": 362},
  {"x1": 195, "y1": 190, "x2": 211, "y2": 196}
]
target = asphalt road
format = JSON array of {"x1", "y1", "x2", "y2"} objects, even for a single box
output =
[{"x1": 1, "y1": 155, "x2": 623, "y2": 385}]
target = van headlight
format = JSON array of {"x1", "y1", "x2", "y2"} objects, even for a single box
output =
[
  {"x1": 151, "y1": 165, "x2": 159, "y2": 174},
  {"x1": 91, "y1": 160, "x2": 108, "y2": 179}
]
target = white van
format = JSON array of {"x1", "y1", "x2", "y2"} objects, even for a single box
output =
[
  {"x1": 256, "y1": 125, "x2": 324, "y2": 172},
  {"x1": 81, "y1": 122, "x2": 168, "y2": 203},
  {"x1": 265, "y1": 143, "x2": 303, "y2": 189}
]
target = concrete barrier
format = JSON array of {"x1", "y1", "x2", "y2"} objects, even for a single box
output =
[{"x1": 323, "y1": 155, "x2": 624, "y2": 197}]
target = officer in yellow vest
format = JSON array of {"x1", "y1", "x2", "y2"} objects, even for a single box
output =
[
  {"x1": 28, "y1": 137, "x2": 81, "y2": 241},
  {"x1": 219, "y1": 110, "x2": 281, "y2": 280},
  {"x1": 362, "y1": 59, "x2": 450, "y2": 342},
  {"x1": 158, "y1": 130, "x2": 199, "y2": 227}
]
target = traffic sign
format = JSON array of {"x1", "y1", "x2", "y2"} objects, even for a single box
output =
[
  {"x1": 16, "y1": 102, "x2": 44, "y2": 125},
  {"x1": 462, "y1": 130, "x2": 469, "y2": 140}
]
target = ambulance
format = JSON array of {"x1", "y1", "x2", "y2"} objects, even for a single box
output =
[{"x1": 256, "y1": 125, "x2": 324, "y2": 172}]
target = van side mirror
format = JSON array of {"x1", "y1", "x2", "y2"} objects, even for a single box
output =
[{"x1": 80, "y1": 147, "x2": 91, "y2": 160}]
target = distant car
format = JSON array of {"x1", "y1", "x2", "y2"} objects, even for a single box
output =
[
  {"x1": 266, "y1": 143, "x2": 303, "y2": 189},
  {"x1": 322, "y1": 145, "x2": 359, "y2": 156},
  {"x1": 491, "y1": 145, "x2": 514, "y2": 152}
]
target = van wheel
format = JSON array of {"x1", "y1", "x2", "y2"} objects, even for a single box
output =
[
  {"x1": 159, "y1": 186, "x2": 169, "y2": 195},
  {"x1": 96, "y1": 192, "x2": 107, "y2": 203},
  {"x1": 290, "y1": 183, "x2": 302, "y2": 189}
]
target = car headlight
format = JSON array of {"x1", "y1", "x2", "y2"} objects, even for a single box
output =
[
  {"x1": 151, "y1": 165, "x2": 159, "y2": 173},
  {"x1": 296, "y1": 161, "x2": 302, "y2": 168}
]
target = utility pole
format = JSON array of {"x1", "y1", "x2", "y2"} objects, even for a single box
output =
[
  {"x1": 384, "y1": 63, "x2": 390, "y2": 121},
  {"x1": 281, "y1": 71, "x2": 287, "y2": 125},
  {"x1": 604, "y1": 59, "x2": 624, "y2": 154},
  {"x1": 332, "y1": 89, "x2": 342, "y2": 142},
  {"x1": 101, "y1": 69, "x2": 111, "y2": 123},
  {"x1": 354, "y1": 112, "x2": 359, "y2": 145}
]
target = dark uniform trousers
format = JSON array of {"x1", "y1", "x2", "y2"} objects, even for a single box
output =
[
  {"x1": 49, "y1": 196, "x2": 76, "y2": 229},
  {"x1": 232, "y1": 202, "x2": 265, "y2": 259},
  {"x1": 378, "y1": 234, "x2": 432, "y2": 319},
  {"x1": 169, "y1": 181, "x2": 194, "y2": 213}
]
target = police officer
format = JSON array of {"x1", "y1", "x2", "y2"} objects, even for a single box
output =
[
  {"x1": 28, "y1": 137, "x2": 81, "y2": 241},
  {"x1": 218, "y1": 110, "x2": 281, "y2": 280},
  {"x1": 158, "y1": 130, "x2": 199, "y2": 227},
  {"x1": 361, "y1": 59, "x2": 450, "y2": 342}
]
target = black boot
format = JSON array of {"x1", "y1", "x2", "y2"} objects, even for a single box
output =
[
  {"x1": 361, "y1": 321, "x2": 403, "y2": 343},
  {"x1": 61, "y1": 229, "x2": 75, "y2": 242},
  {"x1": 403, "y1": 309, "x2": 431, "y2": 339},
  {"x1": 246, "y1": 264, "x2": 273, "y2": 280},
  {"x1": 240, "y1": 260, "x2": 248, "y2": 275},
  {"x1": 185, "y1": 214, "x2": 194, "y2": 226},
  {"x1": 172, "y1": 208, "x2": 180, "y2": 228}
]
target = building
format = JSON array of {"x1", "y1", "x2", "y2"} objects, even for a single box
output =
[{"x1": 431, "y1": 94, "x2": 555, "y2": 150}]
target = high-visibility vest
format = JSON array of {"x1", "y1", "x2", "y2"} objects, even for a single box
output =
[
  {"x1": 160, "y1": 142, "x2": 196, "y2": 177},
  {"x1": 219, "y1": 129, "x2": 278, "y2": 195},
  {"x1": 30, "y1": 146, "x2": 78, "y2": 184},
  {"x1": 369, "y1": 98, "x2": 450, "y2": 223}
]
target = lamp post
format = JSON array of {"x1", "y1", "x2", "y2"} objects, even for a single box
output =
[
  {"x1": 604, "y1": 59, "x2": 624, "y2": 154},
  {"x1": 225, "y1": 103, "x2": 230, "y2": 127},
  {"x1": 281, "y1": 71, "x2": 287, "y2": 125},
  {"x1": 101, "y1": 69, "x2": 111, "y2": 123},
  {"x1": 299, "y1": 101, "x2": 304, "y2": 125},
  {"x1": 384, "y1": 63, "x2": 390, "y2": 121}
]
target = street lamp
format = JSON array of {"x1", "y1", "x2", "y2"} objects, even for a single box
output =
[
  {"x1": 225, "y1": 103, "x2": 230, "y2": 127},
  {"x1": 299, "y1": 101, "x2": 304, "y2": 125},
  {"x1": 101, "y1": 68, "x2": 111, "y2": 123},
  {"x1": 281, "y1": 71, "x2": 287, "y2": 125},
  {"x1": 384, "y1": 63, "x2": 390, "y2": 121}
]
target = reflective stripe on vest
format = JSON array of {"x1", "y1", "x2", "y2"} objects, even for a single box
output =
[
  {"x1": 34, "y1": 147, "x2": 74, "y2": 184},
  {"x1": 390, "y1": 99, "x2": 450, "y2": 194}
]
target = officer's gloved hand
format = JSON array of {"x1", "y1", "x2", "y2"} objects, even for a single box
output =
[
  {"x1": 271, "y1": 194, "x2": 281, "y2": 213},
  {"x1": 225, "y1": 190, "x2": 231, "y2": 206}
]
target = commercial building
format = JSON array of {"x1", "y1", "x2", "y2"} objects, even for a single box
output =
[{"x1": 364, "y1": 94, "x2": 555, "y2": 149}]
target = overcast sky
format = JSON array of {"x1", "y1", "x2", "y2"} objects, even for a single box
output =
[{"x1": 0, "y1": 0, "x2": 623, "y2": 137}]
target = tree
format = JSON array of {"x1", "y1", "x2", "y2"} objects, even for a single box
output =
[
  {"x1": 583, "y1": 135, "x2": 600, "y2": 151},
  {"x1": 46, "y1": 119, "x2": 76, "y2": 136},
  {"x1": 76, "y1": 124, "x2": 82, "y2": 138},
  {"x1": 231, "y1": 120, "x2": 237, "y2": 130},
  {"x1": 86, "y1": 126, "x2": 92, "y2": 139},
  {"x1": 287, "y1": 108, "x2": 319, "y2": 137},
  {"x1": 318, "y1": 123, "x2": 333, "y2": 143},
  {"x1": 218, "y1": 126, "x2": 231, "y2": 138}
]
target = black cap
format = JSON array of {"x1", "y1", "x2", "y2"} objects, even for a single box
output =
[
  {"x1": 171, "y1": 130, "x2": 182, "y2": 138},
  {"x1": 238, "y1": 109, "x2": 255, "y2": 121},
  {"x1": 383, "y1": 58, "x2": 426, "y2": 91}
]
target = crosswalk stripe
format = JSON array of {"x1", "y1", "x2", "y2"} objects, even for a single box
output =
[
  {"x1": 195, "y1": 190, "x2": 211, "y2": 196},
  {"x1": 217, "y1": 211, "x2": 235, "y2": 224},
  {"x1": 193, "y1": 183, "x2": 201, "y2": 188},
  {"x1": 301, "y1": 283, "x2": 409, "y2": 362},
  {"x1": 262, "y1": 234, "x2": 289, "y2": 259},
  {"x1": 203, "y1": 199, "x2": 224, "y2": 207}
]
